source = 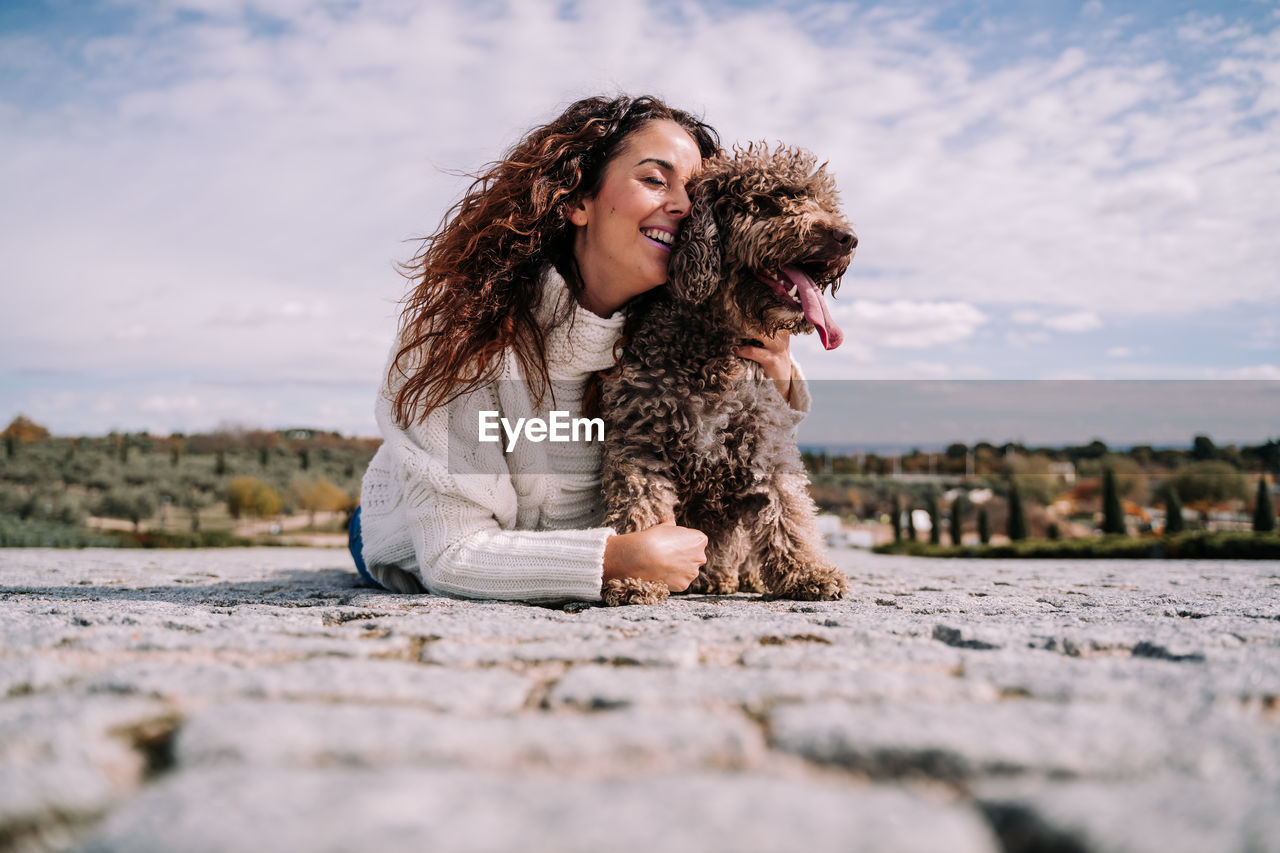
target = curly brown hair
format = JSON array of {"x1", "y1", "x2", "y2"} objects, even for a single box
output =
[{"x1": 389, "y1": 95, "x2": 721, "y2": 426}]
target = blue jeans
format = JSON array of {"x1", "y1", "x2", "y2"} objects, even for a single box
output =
[{"x1": 348, "y1": 506, "x2": 384, "y2": 589}]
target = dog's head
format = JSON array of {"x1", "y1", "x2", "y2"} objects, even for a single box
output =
[{"x1": 667, "y1": 144, "x2": 854, "y2": 349}]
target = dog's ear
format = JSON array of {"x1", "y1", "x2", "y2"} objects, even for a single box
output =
[{"x1": 666, "y1": 179, "x2": 721, "y2": 305}]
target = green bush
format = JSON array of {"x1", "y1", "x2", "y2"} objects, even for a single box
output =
[
  {"x1": 1007, "y1": 481, "x2": 1028, "y2": 541},
  {"x1": 873, "y1": 531, "x2": 1280, "y2": 560},
  {"x1": 0, "y1": 515, "x2": 117, "y2": 547},
  {"x1": 1255, "y1": 475, "x2": 1276, "y2": 533},
  {"x1": 1101, "y1": 467, "x2": 1126, "y2": 535},
  {"x1": 102, "y1": 528, "x2": 252, "y2": 548}
]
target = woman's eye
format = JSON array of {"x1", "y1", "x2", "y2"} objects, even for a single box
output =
[{"x1": 642, "y1": 176, "x2": 668, "y2": 188}]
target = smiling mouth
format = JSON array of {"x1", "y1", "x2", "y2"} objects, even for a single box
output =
[{"x1": 641, "y1": 227, "x2": 674, "y2": 252}]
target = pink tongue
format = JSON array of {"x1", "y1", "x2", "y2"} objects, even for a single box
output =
[{"x1": 782, "y1": 266, "x2": 843, "y2": 349}]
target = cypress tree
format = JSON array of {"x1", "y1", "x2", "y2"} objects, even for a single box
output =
[
  {"x1": 1255, "y1": 475, "x2": 1276, "y2": 533},
  {"x1": 978, "y1": 506, "x2": 991, "y2": 544},
  {"x1": 906, "y1": 501, "x2": 917, "y2": 542},
  {"x1": 949, "y1": 494, "x2": 966, "y2": 546},
  {"x1": 1164, "y1": 487, "x2": 1184, "y2": 535},
  {"x1": 926, "y1": 492, "x2": 941, "y2": 545},
  {"x1": 891, "y1": 494, "x2": 902, "y2": 543},
  {"x1": 215, "y1": 450, "x2": 228, "y2": 476},
  {"x1": 1102, "y1": 467, "x2": 1126, "y2": 535},
  {"x1": 1007, "y1": 481, "x2": 1028, "y2": 541}
]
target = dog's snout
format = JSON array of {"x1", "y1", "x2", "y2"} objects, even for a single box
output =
[{"x1": 831, "y1": 227, "x2": 857, "y2": 251}]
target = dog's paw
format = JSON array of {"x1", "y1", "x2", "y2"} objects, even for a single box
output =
[
  {"x1": 601, "y1": 577, "x2": 670, "y2": 606},
  {"x1": 769, "y1": 564, "x2": 849, "y2": 601},
  {"x1": 686, "y1": 572, "x2": 738, "y2": 596}
]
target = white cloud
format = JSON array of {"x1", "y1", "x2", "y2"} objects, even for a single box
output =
[
  {"x1": 1214, "y1": 364, "x2": 1280, "y2": 380},
  {"x1": 1, "y1": 0, "x2": 1277, "y2": 432},
  {"x1": 838, "y1": 300, "x2": 987, "y2": 348},
  {"x1": 1006, "y1": 330, "x2": 1051, "y2": 349},
  {"x1": 1042, "y1": 311, "x2": 1103, "y2": 333},
  {"x1": 140, "y1": 394, "x2": 204, "y2": 414},
  {"x1": 1007, "y1": 308, "x2": 1104, "y2": 335},
  {"x1": 1106, "y1": 346, "x2": 1132, "y2": 358},
  {"x1": 111, "y1": 324, "x2": 154, "y2": 342}
]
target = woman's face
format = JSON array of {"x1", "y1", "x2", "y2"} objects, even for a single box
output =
[{"x1": 569, "y1": 120, "x2": 703, "y2": 316}]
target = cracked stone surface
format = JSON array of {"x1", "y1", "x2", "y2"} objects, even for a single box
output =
[{"x1": 2, "y1": 548, "x2": 1279, "y2": 852}]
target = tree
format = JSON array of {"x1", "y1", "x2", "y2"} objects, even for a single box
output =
[
  {"x1": 1255, "y1": 475, "x2": 1276, "y2": 533},
  {"x1": 1191, "y1": 434, "x2": 1217, "y2": 462},
  {"x1": 1167, "y1": 461, "x2": 1248, "y2": 508},
  {"x1": 891, "y1": 494, "x2": 902, "y2": 543},
  {"x1": 1164, "y1": 487, "x2": 1185, "y2": 535},
  {"x1": 226, "y1": 477, "x2": 281, "y2": 519},
  {"x1": 292, "y1": 477, "x2": 352, "y2": 527},
  {"x1": 1101, "y1": 467, "x2": 1126, "y2": 535},
  {"x1": 2, "y1": 414, "x2": 50, "y2": 443},
  {"x1": 926, "y1": 492, "x2": 941, "y2": 545},
  {"x1": 94, "y1": 490, "x2": 156, "y2": 533},
  {"x1": 1007, "y1": 481, "x2": 1028, "y2": 541},
  {"x1": 949, "y1": 494, "x2": 966, "y2": 546},
  {"x1": 1006, "y1": 453, "x2": 1063, "y2": 506},
  {"x1": 906, "y1": 501, "x2": 917, "y2": 542},
  {"x1": 978, "y1": 506, "x2": 991, "y2": 544},
  {"x1": 181, "y1": 486, "x2": 211, "y2": 532}
]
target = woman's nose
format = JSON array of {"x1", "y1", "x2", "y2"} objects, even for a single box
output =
[{"x1": 667, "y1": 185, "x2": 691, "y2": 218}]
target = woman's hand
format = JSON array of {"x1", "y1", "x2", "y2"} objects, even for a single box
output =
[
  {"x1": 735, "y1": 329, "x2": 793, "y2": 404},
  {"x1": 603, "y1": 521, "x2": 706, "y2": 591}
]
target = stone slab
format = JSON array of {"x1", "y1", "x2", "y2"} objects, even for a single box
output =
[
  {"x1": 1, "y1": 547, "x2": 1278, "y2": 852},
  {"x1": 78, "y1": 766, "x2": 1000, "y2": 853},
  {"x1": 174, "y1": 700, "x2": 765, "y2": 772}
]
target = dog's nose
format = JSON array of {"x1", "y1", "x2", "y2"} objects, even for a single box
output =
[{"x1": 831, "y1": 227, "x2": 857, "y2": 251}]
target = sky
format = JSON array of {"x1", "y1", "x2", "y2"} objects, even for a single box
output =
[{"x1": 1, "y1": 0, "x2": 1278, "y2": 442}]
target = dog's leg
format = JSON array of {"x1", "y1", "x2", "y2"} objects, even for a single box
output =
[
  {"x1": 599, "y1": 454, "x2": 680, "y2": 606},
  {"x1": 753, "y1": 473, "x2": 848, "y2": 601},
  {"x1": 687, "y1": 519, "x2": 750, "y2": 595},
  {"x1": 601, "y1": 456, "x2": 679, "y2": 533},
  {"x1": 738, "y1": 528, "x2": 766, "y2": 594}
]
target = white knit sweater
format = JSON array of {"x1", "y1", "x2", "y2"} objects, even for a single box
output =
[{"x1": 359, "y1": 267, "x2": 810, "y2": 602}]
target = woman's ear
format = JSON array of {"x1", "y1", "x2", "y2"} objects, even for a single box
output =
[
  {"x1": 666, "y1": 179, "x2": 721, "y2": 305},
  {"x1": 567, "y1": 198, "x2": 590, "y2": 228}
]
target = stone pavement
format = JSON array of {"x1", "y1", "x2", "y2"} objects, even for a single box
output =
[{"x1": 2, "y1": 547, "x2": 1279, "y2": 853}]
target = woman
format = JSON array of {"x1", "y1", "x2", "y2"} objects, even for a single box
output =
[{"x1": 351, "y1": 95, "x2": 805, "y2": 602}]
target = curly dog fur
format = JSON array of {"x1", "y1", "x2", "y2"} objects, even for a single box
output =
[{"x1": 600, "y1": 144, "x2": 856, "y2": 607}]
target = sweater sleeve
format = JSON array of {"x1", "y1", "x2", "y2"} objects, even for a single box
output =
[{"x1": 362, "y1": 379, "x2": 611, "y2": 604}]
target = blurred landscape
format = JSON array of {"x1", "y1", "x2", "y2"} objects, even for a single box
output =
[
  {"x1": 2, "y1": 412, "x2": 1275, "y2": 554},
  {"x1": 0, "y1": 415, "x2": 376, "y2": 548}
]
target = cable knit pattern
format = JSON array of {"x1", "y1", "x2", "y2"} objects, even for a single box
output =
[
  {"x1": 359, "y1": 268, "x2": 624, "y2": 602},
  {"x1": 358, "y1": 266, "x2": 812, "y2": 602}
]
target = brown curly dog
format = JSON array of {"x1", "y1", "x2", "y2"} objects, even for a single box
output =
[{"x1": 600, "y1": 144, "x2": 856, "y2": 606}]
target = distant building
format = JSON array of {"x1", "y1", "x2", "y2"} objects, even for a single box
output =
[{"x1": 1048, "y1": 461, "x2": 1077, "y2": 484}]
